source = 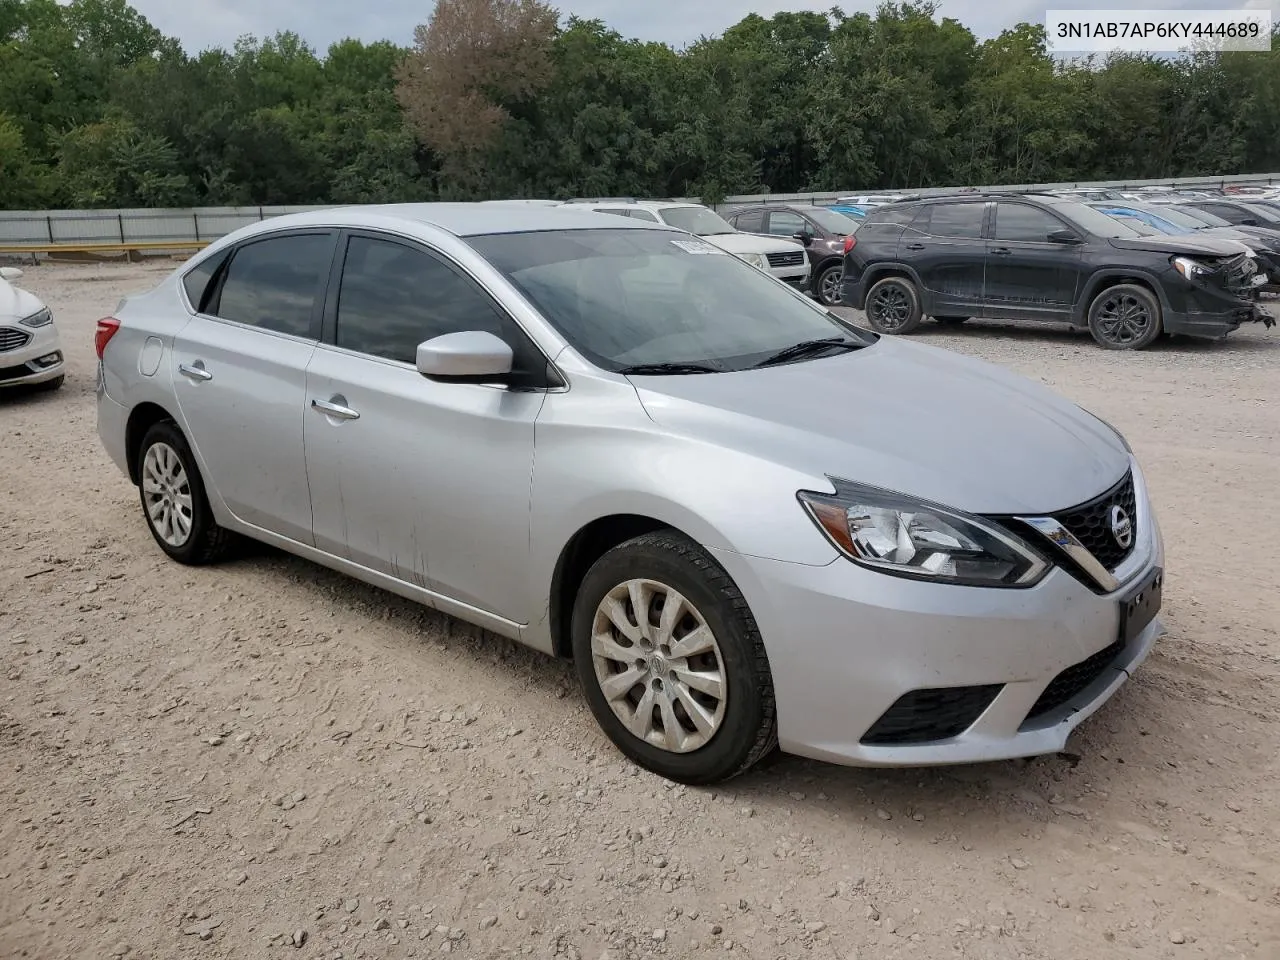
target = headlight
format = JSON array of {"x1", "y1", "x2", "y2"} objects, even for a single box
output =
[
  {"x1": 19, "y1": 307, "x2": 52, "y2": 328},
  {"x1": 797, "y1": 481, "x2": 1048, "y2": 587},
  {"x1": 1171, "y1": 256, "x2": 1209, "y2": 280},
  {"x1": 739, "y1": 253, "x2": 767, "y2": 269}
]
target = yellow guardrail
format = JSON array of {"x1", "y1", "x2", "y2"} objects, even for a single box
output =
[{"x1": 0, "y1": 240, "x2": 211, "y2": 255}]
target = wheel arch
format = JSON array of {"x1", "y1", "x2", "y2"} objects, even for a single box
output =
[
  {"x1": 1076, "y1": 270, "x2": 1169, "y2": 325},
  {"x1": 125, "y1": 401, "x2": 181, "y2": 485},
  {"x1": 548, "y1": 513, "x2": 697, "y2": 659}
]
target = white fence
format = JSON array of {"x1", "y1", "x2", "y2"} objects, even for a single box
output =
[{"x1": 2, "y1": 172, "x2": 1279, "y2": 251}]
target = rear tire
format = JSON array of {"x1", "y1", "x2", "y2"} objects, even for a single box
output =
[
  {"x1": 865, "y1": 276, "x2": 923, "y2": 334},
  {"x1": 814, "y1": 262, "x2": 844, "y2": 307},
  {"x1": 136, "y1": 420, "x2": 238, "y2": 565},
  {"x1": 571, "y1": 531, "x2": 777, "y2": 784},
  {"x1": 1087, "y1": 284, "x2": 1162, "y2": 350}
]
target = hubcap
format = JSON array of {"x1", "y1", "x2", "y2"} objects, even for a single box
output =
[
  {"x1": 820, "y1": 267, "x2": 843, "y2": 305},
  {"x1": 1096, "y1": 294, "x2": 1151, "y2": 345},
  {"x1": 590, "y1": 579, "x2": 727, "y2": 754},
  {"x1": 870, "y1": 284, "x2": 910, "y2": 329},
  {"x1": 142, "y1": 442, "x2": 194, "y2": 547}
]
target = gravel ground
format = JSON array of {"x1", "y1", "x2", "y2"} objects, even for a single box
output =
[{"x1": 2, "y1": 260, "x2": 1278, "y2": 960}]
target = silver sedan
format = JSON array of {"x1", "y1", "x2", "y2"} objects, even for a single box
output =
[{"x1": 95, "y1": 203, "x2": 1164, "y2": 784}]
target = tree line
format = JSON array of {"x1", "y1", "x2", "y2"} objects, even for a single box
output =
[{"x1": 3, "y1": 0, "x2": 1279, "y2": 210}]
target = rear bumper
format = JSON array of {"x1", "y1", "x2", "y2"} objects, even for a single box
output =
[{"x1": 96, "y1": 368, "x2": 132, "y2": 478}]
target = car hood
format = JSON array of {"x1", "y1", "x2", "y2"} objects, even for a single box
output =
[
  {"x1": 630, "y1": 336, "x2": 1130, "y2": 515},
  {"x1": 1107, "y1": 234, "x2": 1248, "y2": 257},
  {"x1": 0, "y1": 278, "x2": 44, "y2": 321},
  {"x1": 700, "y1": 233, "x2": 806, "y2": 256}
]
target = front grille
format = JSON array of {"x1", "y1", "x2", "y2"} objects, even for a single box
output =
[
  {"x1": 765, "y1": 251, "x2": 805, "y2": 268},
  {"x1": 0, "y1": 327, "x2": 32, "y2": 352},
  {"x1": 861, "y1": 684, "x2": 1003, "y2": 745},
  {"x1": 1050, "y1": 470, "x2": 1137, "y2": 572},
  {"x1": 1022, "y1": 640, "x2": 1123, "y2": 725}
]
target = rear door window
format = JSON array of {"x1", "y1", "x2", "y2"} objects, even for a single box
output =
[
  {"x1": 921, "y1": 203, "x2": 986, "y2": 239},
  {"x1": 211, "y1": 233, "x2": 334, "y2": 338}
]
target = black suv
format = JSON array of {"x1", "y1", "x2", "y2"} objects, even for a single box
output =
[
  {"x1": 841, "y1": 193, "x2": 1273, "y2": 349},
  {"x1": 722, "y1": 203, "x2": 862, "y2": 306}
]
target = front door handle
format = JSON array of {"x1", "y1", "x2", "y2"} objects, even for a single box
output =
[
  {"x1": 991, "y1": 246, "x2": 1013, "y2": 256},
  {"x1": 311, "y1": 397, "x2": 360, "y2": 421},
  {"x1": 904, "y1": 242, "x2": 925, "y2": 250},
  {"x1": 178, "y1": 361, "x2": 213, "y2": 382}
]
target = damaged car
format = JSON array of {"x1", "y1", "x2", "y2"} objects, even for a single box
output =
[{"x1": 842, "y1": 193, "x2": 1273, "y2": 349}]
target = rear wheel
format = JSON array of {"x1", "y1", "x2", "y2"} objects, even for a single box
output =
[
  {"x1": 1087, "y1": 284, "x2": 1162, "y2": 350},
  {"x1": 571, "y1": 531, "x2": 776, "y2": 784},
  {"x1": 865, "y1": 276, "x2": 923, "y2": 334},
  {"x1": 814, "y1": 262, "x2": 844, "y2": 307},
  {"x1": 136, "y1": 420, "x2": 238, "y2": 564}
]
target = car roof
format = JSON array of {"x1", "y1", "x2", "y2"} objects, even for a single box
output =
[
  {"x1": 563, "y1": 199, "x2": 703, "y2": 212},
  {"x1": 215, "y1": 202, "x2": 675, "y2": 240}
]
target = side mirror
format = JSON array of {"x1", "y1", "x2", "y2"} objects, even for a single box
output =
[
  {"x1": 0, "y1": 266, "x2": 24, "y2": 281},
  {"x1": 792, "y1": 231, "x2": 813, "y2": 246},
  {"x1": 415, "y1": 330, "x2": 513, "y2": 383},
  {"x1": 1048, "y1": 229, "x2": 1082, "y2": 244}
]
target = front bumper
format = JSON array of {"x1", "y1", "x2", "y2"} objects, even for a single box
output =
[
  {"x1": 712, "y1": 460, "x2": 1165, "y2": 768},
  {"x1": 0, "y1": 321, "x2": 64, "y2": 387},
  {"x1": 1161, "y1": 265, "x2": 1274, "y2": 337}
]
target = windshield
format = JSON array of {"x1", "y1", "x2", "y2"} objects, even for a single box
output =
[
  {"x1": 1244, "y1": 200, "x2": 1280, "y2": 217},
  {"x1": 1056, "y1": 201, "x2": 1143, "y2": 238},
  {"x1": 1111, "y1": 215, "x2": 1162, "y2": 235},
  {"x1": 659, "y1": 206, "x2": 737, "y2": 236},
  {"x1": 468, "y1": 228, "x2": 874, "y2": 373},
  {"x1": 804, "y1": 207, "x2": 861, "y2": 234},
  {"x1": 1131, "y1": 205, "x2": 1203, "y2": 230},
  {"x1": 1170, "y1": 205, "x2": 1230, "y2": 226}
]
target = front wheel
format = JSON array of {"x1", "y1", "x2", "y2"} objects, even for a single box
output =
[
  {"x1": 571, "y1": 531, "x2": 777, "y2": 784},
  {"x1": 1087, "y1": 284, "x2": 1162, "y2": 350},
  {"x1": 864, "y1": 276, "x2": 923, "y2": 334},
  {"x1": 814, "y1": 262, "x2": 844, "y2": 307}
]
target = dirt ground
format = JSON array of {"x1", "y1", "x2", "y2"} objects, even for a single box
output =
[{"x1": 1, "y1": 260, "x2": 1278, "y2": 960}]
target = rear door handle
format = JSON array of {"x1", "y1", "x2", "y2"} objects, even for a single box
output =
[
  {"x1": 991, "y1": 247, "x2": 1013, "y2": 256},
  {"x1": 178, "y1": 361, "x2": 213, "y2": 382},
  {"x1": 904, "y1": 242, "x2": 925, "y2": 250},
  {"x1": 311, "y1": 397, "x2": 360, "y2": 421}
]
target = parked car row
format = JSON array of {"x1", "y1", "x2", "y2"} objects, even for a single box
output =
[{"x1": 839, "y1": 191, "x2": 1274, "y2": 350}]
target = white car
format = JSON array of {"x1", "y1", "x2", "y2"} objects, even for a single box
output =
[
  {"x1": 0, "y1": 267, "x2": 64, "y2": 391},
  {"x1": 560, "y1": 200, "x2": 810, "y2": 289}
]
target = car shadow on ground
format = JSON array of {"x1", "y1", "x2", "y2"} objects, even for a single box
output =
[{"x1": 235, "y1": 537, "x2": 1171, "y2": 839}]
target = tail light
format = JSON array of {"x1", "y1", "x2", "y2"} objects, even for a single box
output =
[
  {"x1": 95, "y1": 317, "x2": 121, "y2": 359},
  {"x1": 842, "y1": 234, "x2": 857, "y2": 253}
]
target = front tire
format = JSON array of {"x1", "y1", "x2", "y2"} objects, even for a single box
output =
[
  {"x1": 136, "y1": 420, "x2": 238, "y2": 565},
  {"x1": 571, "y1": 531, "x2": 777, "y2": 784},
  {"x1": 814, "y1": 262, "x2": 844, "y2": 307},
  {"x1": 1087, "y1": 283, "x2": 1162, "y2": 350},
  {"x1": 865, "y1": 276, "x2": 923, "y2": 334}
]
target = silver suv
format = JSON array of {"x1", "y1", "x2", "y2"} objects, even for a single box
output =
[
  {"x1": 559, "y1": 199, "x2": 810, "y2": 288},
  {"x1": 96, "y1": 202, "x2": 1164, "y2": 784}
]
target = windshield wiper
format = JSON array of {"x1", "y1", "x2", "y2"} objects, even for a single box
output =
[
  {"x1": 754, "y1": 337, "x2": 861, "y2": 368},
  {"x1": 617, "y1": 362, "x2": 721, "y2": 375}
]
